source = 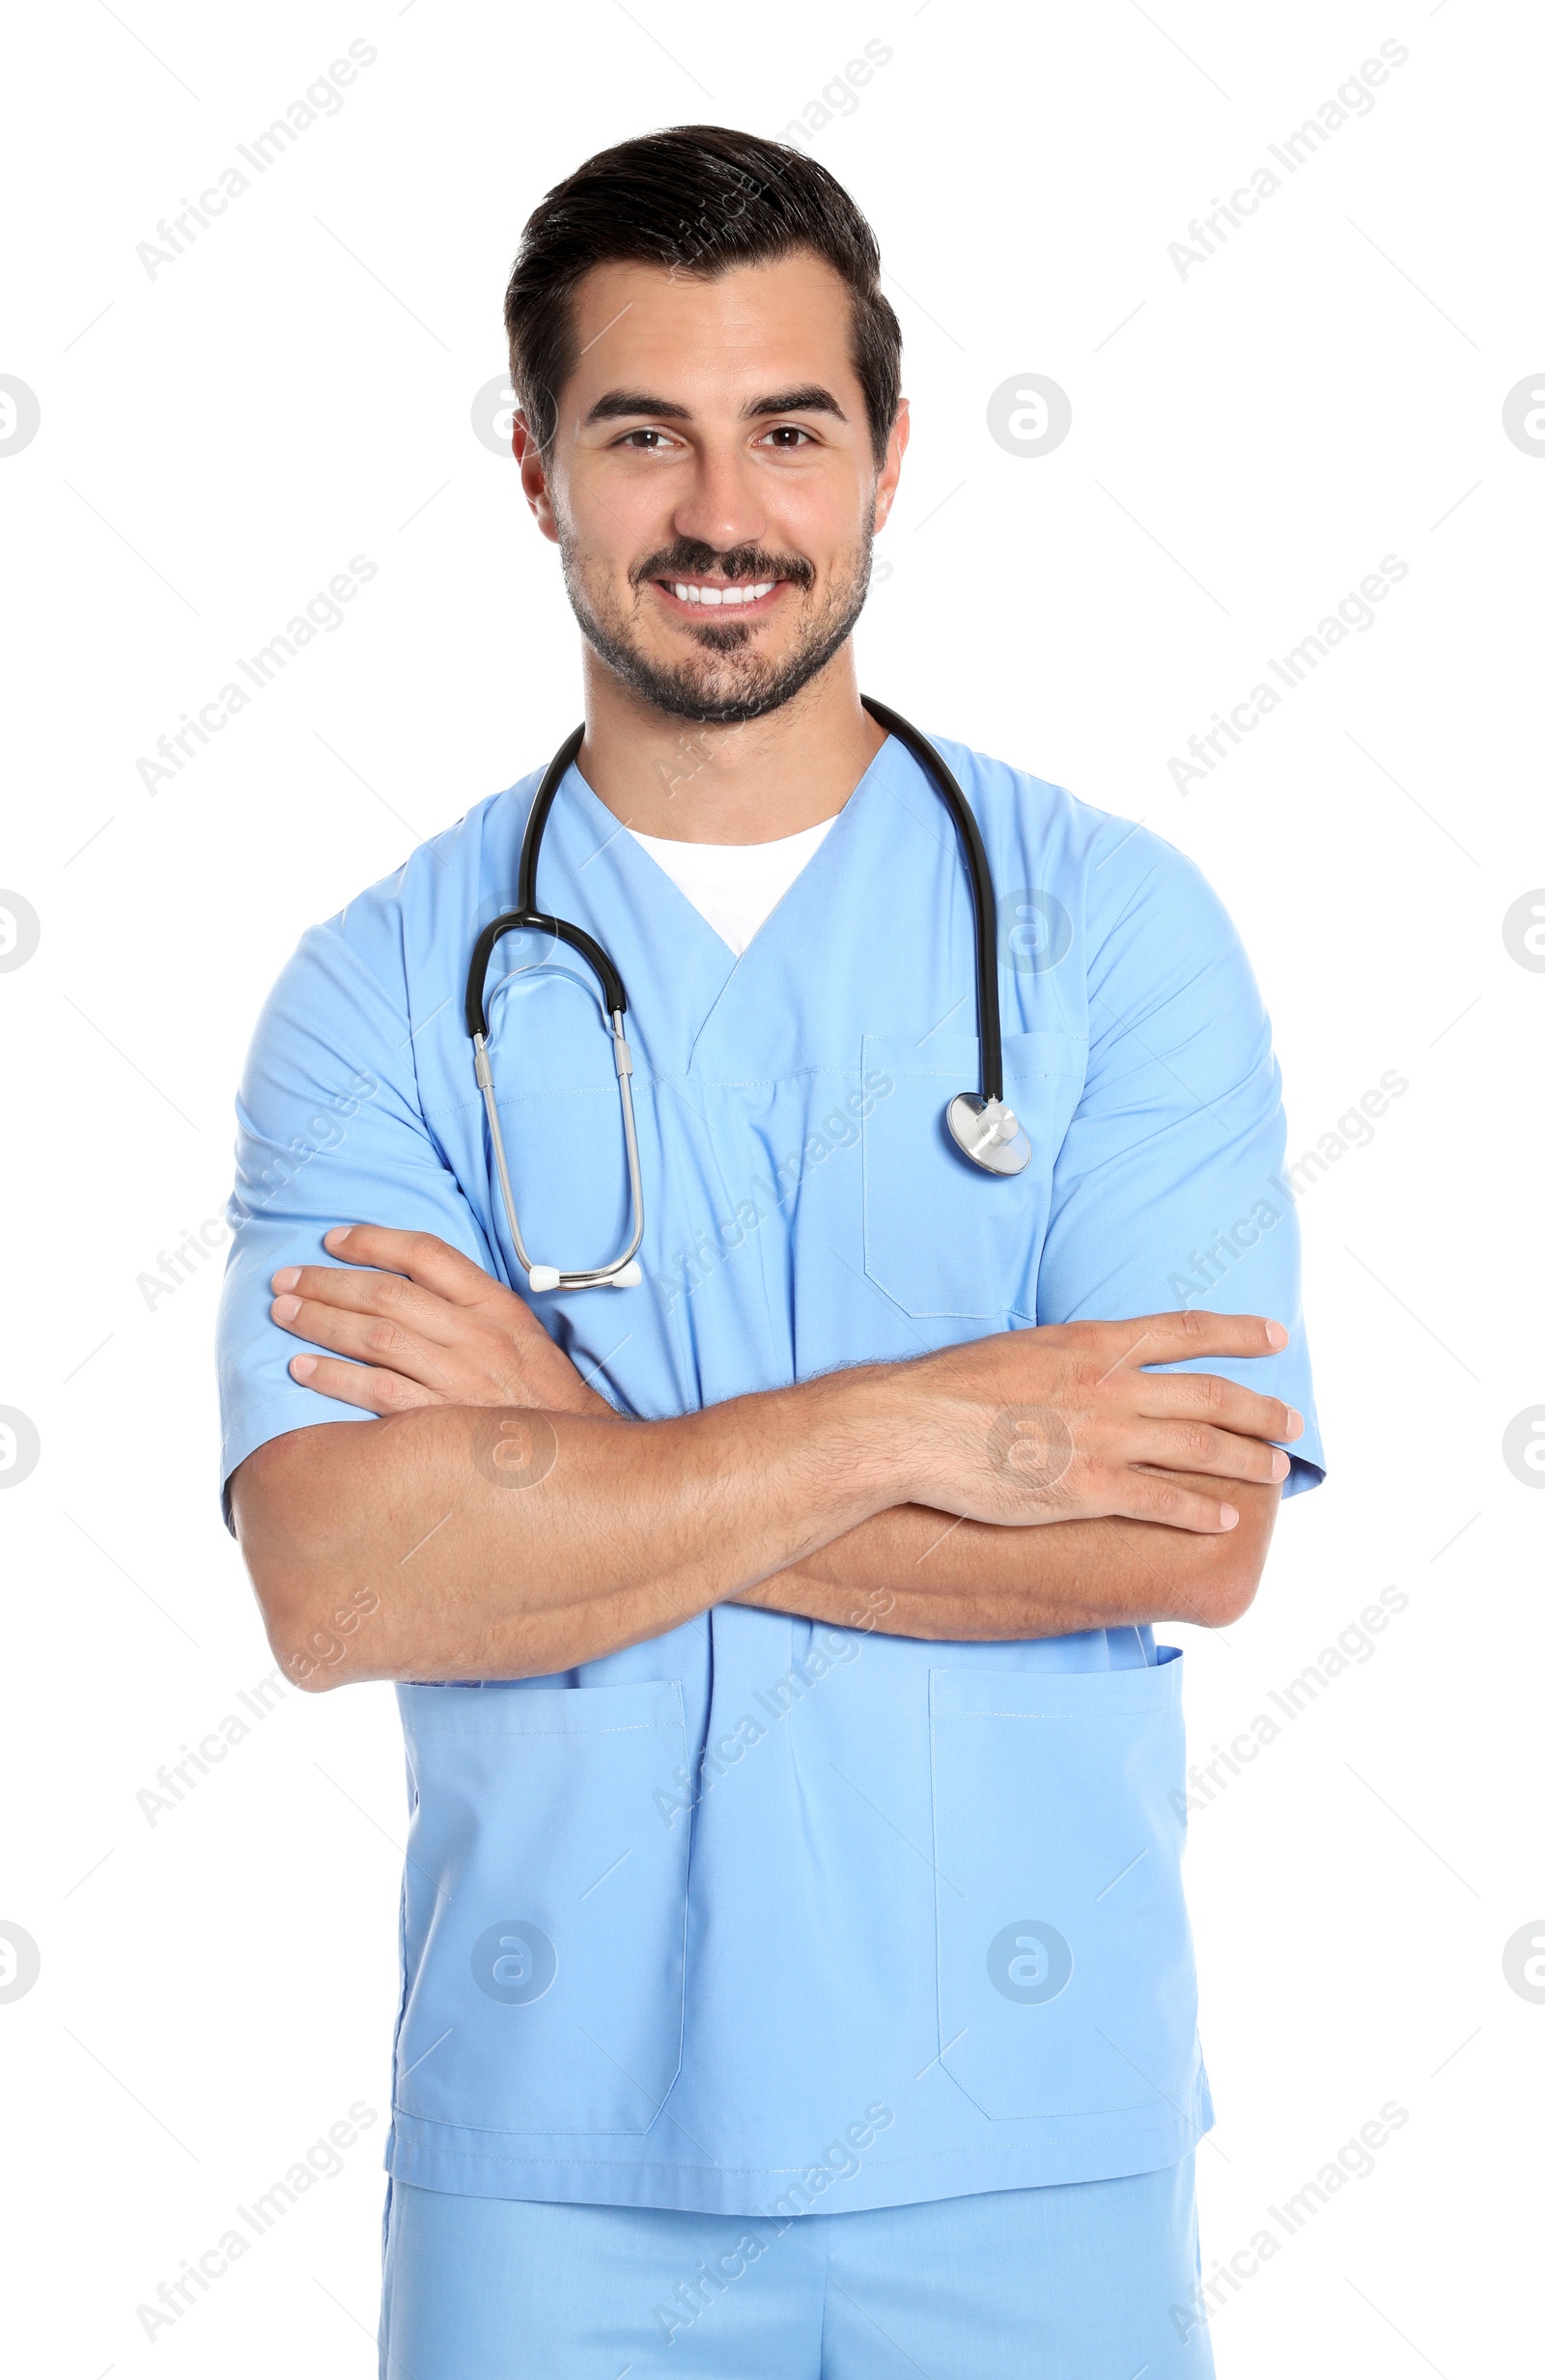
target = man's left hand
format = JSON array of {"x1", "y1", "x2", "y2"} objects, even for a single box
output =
[{"x1": 268, "y1": 1225, "x2": 609, "y2": 1416}]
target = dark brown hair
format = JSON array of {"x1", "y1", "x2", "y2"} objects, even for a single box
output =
[{"x1": 503, "y1": 126, "x2": 902, "y2": 462}]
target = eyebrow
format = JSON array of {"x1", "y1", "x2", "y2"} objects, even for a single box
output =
[
  {"x1": 744, "y1": 385, "x2": 848, "y2": 423},
  {"x1": 583, "y1": 384, "x2": 849, "y2": 428}
]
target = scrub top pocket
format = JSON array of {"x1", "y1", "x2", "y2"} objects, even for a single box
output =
[
  {"x1": 394, "y1": 1680, "x2": 690, "y2": 2138},
  {"x1": 927, "y1": 1654, "x2": 1198, "y2": 2121},
  {"x1": 860, "y1": 1030, "x2": 1085, "y2": 1320}
]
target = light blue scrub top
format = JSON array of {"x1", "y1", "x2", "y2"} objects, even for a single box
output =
[{"x1": 217, "y1": 731, "x2": 1325, "y2": 2217}]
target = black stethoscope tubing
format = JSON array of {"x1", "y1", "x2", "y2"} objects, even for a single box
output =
[
  {"x1": 464, "y1": 697, "x2": 1025, "y2": 1291},
  {"x1": 464, "y1": 696, "x2": 1004, "y2": 1099}
]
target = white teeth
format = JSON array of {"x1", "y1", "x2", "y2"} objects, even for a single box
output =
[{"x1": 669, "y1": 579, "x2": 776, "y2": 606}]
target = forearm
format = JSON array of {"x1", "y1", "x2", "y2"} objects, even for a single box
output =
[
  {"x1": 239, "y1": 1256, "x2": 1298, "y2": 1680},
  {"x1": 740, "y1": 1475, "x2": 1281, "y2": 1638},
  {"x1": 232, "y1": 1377, "x2": 904, "y2": 1689}
]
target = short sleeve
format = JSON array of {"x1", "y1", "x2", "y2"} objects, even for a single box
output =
[
  {"x1": 1036, "y1": 831, "x2": 1326, "y2": 1496},
  {"x1": 214, "y1": 912, "x2": 496, "y2": 1530}
]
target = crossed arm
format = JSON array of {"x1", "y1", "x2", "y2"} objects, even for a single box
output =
[{"x1": 228, "y1": 1226, "x2": 1303, "y2": 1689}]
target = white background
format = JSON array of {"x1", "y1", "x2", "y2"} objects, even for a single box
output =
[{"x1": 2, "y1": 1, "x2": 1541, "y2": 2372}]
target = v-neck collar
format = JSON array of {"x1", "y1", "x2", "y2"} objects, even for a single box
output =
[
  {"x1": 626, "y1": 814, "x2": 840, "y2": 961},
  {"x1": 516, "y1": 731, "x2": 933, "y2": 1081},
  {"x1": 561, "y1": 730, "x2": 904, "y2": 975}
]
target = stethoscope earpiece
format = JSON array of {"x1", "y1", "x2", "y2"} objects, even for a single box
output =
[{"x1": 527, "y1": 1261, "x2": 641, "y2": 1293}]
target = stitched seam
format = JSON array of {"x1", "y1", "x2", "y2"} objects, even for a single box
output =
[
  {"x1": 404, "y1": 1720, "x2": 671, "y2": 1740},
  {"x1": 423, "y1": 1049, "x2": 1092, "y2": 1122},
  {"x1": 942, "y1": 1705, "x2": 1175, "y2": 1720},
  {"x1": 422, "y1": 1060, "x2": 870, "y2": 1123},
  {"x1": 385, "y1": 2103, "x2": 1199, "y2": 2165}
]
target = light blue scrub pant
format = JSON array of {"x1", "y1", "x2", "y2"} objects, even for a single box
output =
[{"x1": 379, "y1": 2157, "x2": 1215, "y2": 2378}]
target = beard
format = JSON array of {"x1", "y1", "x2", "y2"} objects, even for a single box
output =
[{"x1": 558, "y1": 514, "x2": 874, "y2": 725}]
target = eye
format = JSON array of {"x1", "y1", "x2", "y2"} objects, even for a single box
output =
[
  {"x1": 614, "y1": 427, "x2": 680, "y2": 451},
  {"x1": 757, "y1": 424, "x2": 816, "y2": 449}
]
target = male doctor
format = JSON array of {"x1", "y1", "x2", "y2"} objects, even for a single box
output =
[{"x1": 222, "y1": 126, "x2": 1324, "y2": 2378}]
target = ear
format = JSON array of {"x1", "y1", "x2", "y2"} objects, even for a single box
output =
[
  {"x1": 511, "y1": 409, "x2": 560, "y2": 546},
  {"x1": 872, "y1": 397, "x2": 911, "y2": 535}
]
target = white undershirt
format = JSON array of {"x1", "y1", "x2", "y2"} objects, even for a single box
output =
[{"x1": 628, "y1": 816, "x2": 837, "y2": 957}]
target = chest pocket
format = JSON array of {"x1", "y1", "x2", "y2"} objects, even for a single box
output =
[{"x1": 860, "y1": 1030, "x2": 1085, "y2": 1321}]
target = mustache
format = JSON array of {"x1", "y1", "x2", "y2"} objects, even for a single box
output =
[{"x1": 631, "y1": 540, "x2": 816, "y2": 592}]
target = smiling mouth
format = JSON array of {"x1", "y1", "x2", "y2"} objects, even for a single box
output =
[{"x1": 652, "y1": 574, "x2": 787, "y2": 617}]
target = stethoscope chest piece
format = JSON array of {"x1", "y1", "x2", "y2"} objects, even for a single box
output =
[{"x1": 946, "y1": 1092, "x2": 1031, "y2": 1177}]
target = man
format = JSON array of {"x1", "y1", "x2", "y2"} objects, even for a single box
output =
[{"x1": 221, "y1": 126, "x2": 1323, "y2": 2378}]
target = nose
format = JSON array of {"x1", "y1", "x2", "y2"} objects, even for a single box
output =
[{"x1": 669, "y1": 435, "x2": 771, "y2": 560}]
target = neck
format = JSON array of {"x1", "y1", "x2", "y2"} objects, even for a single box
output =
[{"x1": 575, "y1": 643, "x2": 886, "y2": 844}]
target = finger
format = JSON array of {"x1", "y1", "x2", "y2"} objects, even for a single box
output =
[
  {"x1": 1126, "y1": 1420, "x2": 1290, "y2": 1486},
  {"x1": 320, "y1": 1225, "x2": 496, "y2": 1309},
  {"x1": 1087, "y1": 1310, "x2": 1289, "y2": 1374},
  {"x1": 1111, "y1": 1469, "x2": 1244, "y2": 1532},
  {"x1": 287, "y1": 1349, "x2": 445, "y2": 1415},
  {"x1": 1138, "y1": 1373, "x2": 1303, "y2": 1445},
  {"x1": 271, "y1": 1292, "x2": 455, "y2": 1393},
  {"x1": 271, "y1": 1262, "x2": 470, "y2": 1351}
]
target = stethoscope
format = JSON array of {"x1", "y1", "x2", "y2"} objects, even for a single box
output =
[{"x1": 464, "y1": 695, "x2": 1029, "y2": 1294}]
